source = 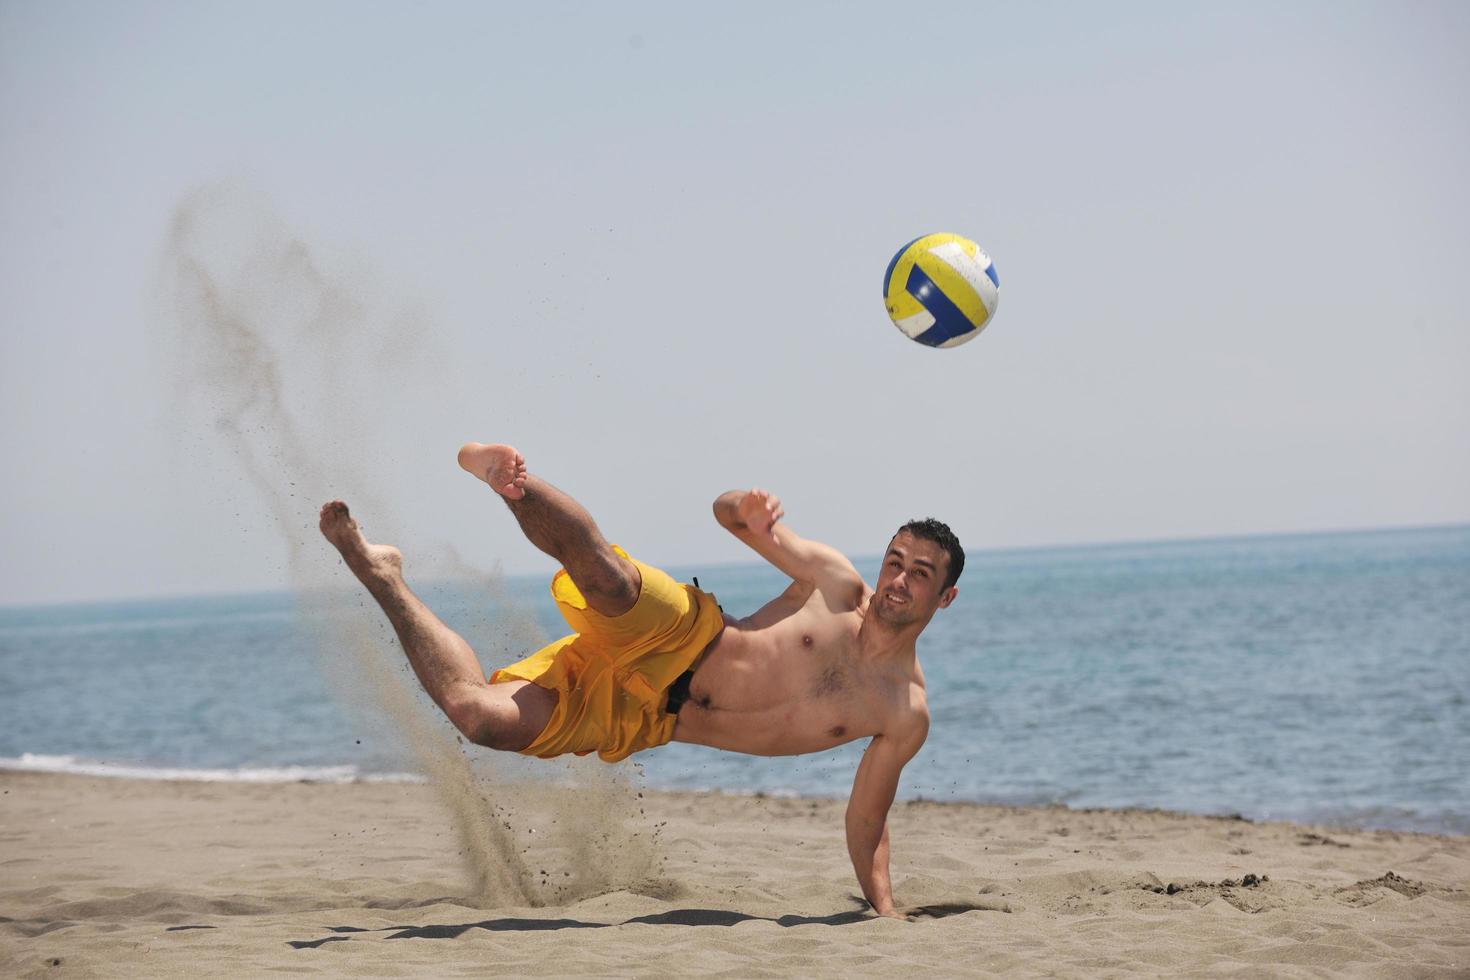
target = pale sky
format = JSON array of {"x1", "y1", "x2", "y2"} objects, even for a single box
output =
[{"x1": 2, "y1": 1, "x2": 1467, "y2": 605}]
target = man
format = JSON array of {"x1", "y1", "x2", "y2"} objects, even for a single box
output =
[{"x1": 318, "y1": 442, "x2": 962, "y2": 919}]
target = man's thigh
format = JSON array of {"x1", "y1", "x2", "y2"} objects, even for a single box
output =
[
  {"x1": 564, "y1": 550, "x2": 642, "y2": 618},
  {"x1": 479, "y1": 679, "x2": 556, "y2": 752}
]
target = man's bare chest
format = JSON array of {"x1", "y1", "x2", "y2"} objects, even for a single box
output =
[{"x1": 695, "y1": 604, "x2": 869, "y2": 708}]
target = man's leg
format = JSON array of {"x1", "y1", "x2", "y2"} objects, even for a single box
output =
[
  {"x1": 457, "y1": 442, "x2": 641, "y2": 618},
  {"x1": 318, "y1": 501, "x2": 553, "y2": 751}
]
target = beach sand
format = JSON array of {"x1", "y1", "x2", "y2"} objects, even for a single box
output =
[{"x1": 1, "y1": 772, "x2": 1466, "y2": 978}]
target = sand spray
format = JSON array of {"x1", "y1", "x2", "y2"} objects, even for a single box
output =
[{"x1": 153, "y1": 183, "x2": 656, "y2": 905}]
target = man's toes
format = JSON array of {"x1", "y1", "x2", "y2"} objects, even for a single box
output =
[{"x1": 318, "y1": 501, "x2": 357, "y2": 538}]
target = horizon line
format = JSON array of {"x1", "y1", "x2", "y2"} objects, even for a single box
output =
[{"x1": 3, "y1": 518, "x2": 1466, "y2": 613}]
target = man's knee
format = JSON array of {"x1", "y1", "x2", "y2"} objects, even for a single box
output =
[{"x1": 572, "y1": 552, "x2": 641, "y2": 617}]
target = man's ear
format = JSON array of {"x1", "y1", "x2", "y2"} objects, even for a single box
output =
[{"x1": 938, "y1": 586, "x2": 957, "y2": 609}]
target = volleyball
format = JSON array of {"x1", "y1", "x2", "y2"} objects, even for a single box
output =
[{"x1": 883, "y1": 233, "x2": 1000, "y2": 348}]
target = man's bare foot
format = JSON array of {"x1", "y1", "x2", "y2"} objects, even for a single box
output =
[
  {"x1": 318, "y1": 501, "x2": 403, "y2": 585},
  {"x1": 457, "y1": 442, "x2": 527, "y2": 500}
]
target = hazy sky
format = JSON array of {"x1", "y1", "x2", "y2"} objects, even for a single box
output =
[{"x1": 2, "y1": 1, "x2": 1467, "y2": 606}]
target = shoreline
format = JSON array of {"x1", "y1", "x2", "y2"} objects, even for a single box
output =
[
  {"x1": 3, "y1": 755, "x2": 1464, "y2": 839},
  {"x1": 3, "y1": 770, "x2": 1466, "y2": 977}
]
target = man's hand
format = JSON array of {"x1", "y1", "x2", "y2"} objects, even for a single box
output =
[
  {"x1": 713, "y1": 487, "x2": 863, "y2": 600},
  {"x1": 735, "y1": 488, "x2": 784, "y2": 544}
]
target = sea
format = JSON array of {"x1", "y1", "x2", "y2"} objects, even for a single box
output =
[{"x1": 3, "y1": 525, "x2": 1467, "y2": 836}]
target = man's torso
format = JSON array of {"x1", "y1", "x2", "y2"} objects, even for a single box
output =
[{"x1": 670, "y1": 581, "x2": 927, "y2": 755}]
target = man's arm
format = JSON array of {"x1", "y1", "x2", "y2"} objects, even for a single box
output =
[
  {"x1": 713, "y1": 488, "x2": 864, "y2": 601},
  {"x1": 845, "y1": 712, "x2": 929, "y2": 918}
]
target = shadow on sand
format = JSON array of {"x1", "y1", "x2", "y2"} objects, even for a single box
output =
[{"x1": 286, "y1": 900, "x2": 992, "y2": 948}]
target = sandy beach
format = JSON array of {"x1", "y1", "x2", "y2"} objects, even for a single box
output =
[{"x1": 1, "y1": 771, "x2": 1466, "y2": 977}]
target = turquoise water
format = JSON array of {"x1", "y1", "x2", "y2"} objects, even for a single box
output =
[{"x1": 3, "y1": 526, "x2": 1467, "y2": 834}]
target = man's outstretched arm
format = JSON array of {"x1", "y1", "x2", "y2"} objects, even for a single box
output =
[
  {"x1": 713, "y1": 488, "x2": 863, "y2": 600},
  {"x1": 845, "y1": 715, "x2": 929, "y2": 918}
]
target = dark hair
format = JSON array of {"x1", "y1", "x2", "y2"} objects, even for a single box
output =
[{"x1": 896, "y1": 518, "x2": 965, "y2": 591}]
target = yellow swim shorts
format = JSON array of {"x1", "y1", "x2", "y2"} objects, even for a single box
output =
[{"x1": 489, "y1": 547, "x2": 724, "y2": 763}]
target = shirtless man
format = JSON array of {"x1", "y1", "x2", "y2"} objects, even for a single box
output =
[{"x1": 318, "y1": 442, "x2": 962, "y2": 919}]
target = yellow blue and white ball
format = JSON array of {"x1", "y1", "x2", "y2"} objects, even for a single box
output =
[{"x1": 883, "y1": 233, "x2": 999, "y2": 348}]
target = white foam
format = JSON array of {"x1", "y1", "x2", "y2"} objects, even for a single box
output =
[{"x1": 0, "y1": 753, "x2": 423, "y2": 785}]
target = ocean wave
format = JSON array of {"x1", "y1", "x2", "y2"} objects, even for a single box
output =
[{"x1": 0, "y1": 753, "x2": 423, "y2": 785}]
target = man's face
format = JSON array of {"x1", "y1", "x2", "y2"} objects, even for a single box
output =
[{"x1": 872, "y1": 530, "x2": 958, "y2": 628}]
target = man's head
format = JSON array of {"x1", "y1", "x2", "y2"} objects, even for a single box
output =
[{"x1": 872, "y1": 518, "x2": 964, "y2": 629}]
